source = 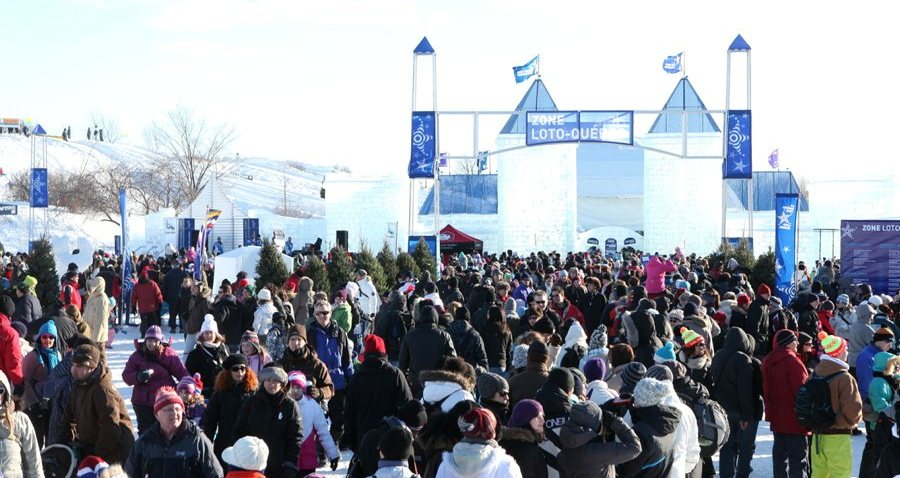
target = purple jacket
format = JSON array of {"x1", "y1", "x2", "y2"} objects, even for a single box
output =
[{"x1": 122, "y1": 340, "x2": 189, "y2": 407}]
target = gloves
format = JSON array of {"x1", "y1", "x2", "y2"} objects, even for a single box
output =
[
  {"x1": 137, "y1": 369, "x2": 155, "y2": 384},
  {"x1": 330, "y1": 457, "x2": 340, "y2": 471}
]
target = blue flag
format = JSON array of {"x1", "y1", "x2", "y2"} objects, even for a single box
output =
[
  {"x1": 662, "y1": 52, "x2": 683, "y2": 74},
  {"x1": 409, "y1": 112, "x2": 436, "y2": 178},
  {"x1": 119, "y1": 189, "x2": 133, "y2": 297},
  {"x1": 513, "y1": 56, "x2": 539, "y2": 84},
  {"x1": 774, "y1": 194, "x2": 799, "y2": 306},
  {"x1": 30, "y1": 168, "x2": 48, "y2": 208},
  {"x1": 723, "y1": 110, "x2": 752, "y2": 179}
]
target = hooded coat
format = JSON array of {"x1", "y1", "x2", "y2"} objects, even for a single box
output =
[
  {"x1": 556, "y1": 321, "x2": 588, "y2": 369},
  {"x1": 622, "y1": 304, "x2": 663, "y2": 368},
  {"x1": 83, "y1": 277, "x2": 110, "y2": 344},
  {"x1": 421, "y1": 369, "x2": 476, "y2": 415},
  {"x1": 344, "y1": 354, "x2": 413, "y2": 450},
  {"x1": 848, "y1": 305, "x2": 876, "y2": 367},
  {"x1": 185, "y1": 341, "x2": 229, "y2": 399},
  {"x1": 131, "y1": 274, "x2": 163, "y2": 314},
  {"x1": 709, "y1": 327, "x2": 763, "y2": 422},
  {"x1": 0, "y1": 370, "x2": 44, "y2": 478},
  {"x1": 645, "y1": 256, "x2": 676, "y2": 295},
  {"x1": 21, "y1": 321, "x2": 62, "y2": 409},
  {"x1": 448, "y1": 319, "x2": 489, "y2": 370},
  {"x1": 557, "y1": 413, "x2": 640, "y2": 478},
  {"x1": 374, "y1": 293, "x2": 412, "y2": 361},
  {"x1": 761, "y1": 343, "x2": 809, "y2": 435},
  {"x1": 435, "y1": 441, "x2": 523, "y2": 478},
  {"x1": 213, "y1": 293, "x2": 242, "y2": 346},
  {"x1": 122, "y1": 341, "x2": 189, "y2": 407},
  {"x1": 233, "y1": 389, "x2": 303, "y2": 478},
  {"x1": 813, "y1": 356, "x2": 863, "y2": 434},
  {"x1": 307, "y1": 318, "x2": 354, "y2": 390},
  {"x1": 0, "y1": 311, "x2": 23, "y2": 385},
  {"x1": 291, "y1": 277, "x2": 314, "y2": 325},
  {"x1": 398, "y1": 318, "x2": 456, "y2": 395},
  {"x1": 618, "y1": 403, "x2": 681, "y2": 478}
]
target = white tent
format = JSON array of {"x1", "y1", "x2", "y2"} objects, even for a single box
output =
[{"x1": 213, "y1": 246, "x2": 293, "y2": 285}]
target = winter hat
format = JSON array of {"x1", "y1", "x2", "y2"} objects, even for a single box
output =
[
  {"x1": 289, "y1": 324, "x2": 308, "y2": 342},
  {"x1": 257, "y1": 289, "x2": 272, "y2": 301},
  {"x1": 200, "y1": 314, "x2": 219, "y2": 335},
  {"x1": 37, "y1": 320, "x2": 58, "y2": 340},
  {"x1": 476, "y1": 372, "x2": 509, "y2": 400},
  {"x1": 11, "y1": 322, "x2": 27, "y2": 340},
  {"x1": 654, "y1": 341, "x2": 677, "y2": 364},
  {"x1": 645, "y1": 364, "x2": 674, "y2": 382},
  {"x1": 770, "y1": 296, "x2": 783, "y2": 309},
  {"x1": 177, "y1": 373, "x2": 203, "y2": 395},
  {"x1": 508, "y1": 399, "x2": 544, "y2": 428},
  {"x1": 378, "y1": 426, "x2": 415, "y2": 461},
  {"x1": 682, "y1": 302, "x2": 700, "y2": 317},
  {"x1": 258, "y1": 365, "x2": 288, "y2": 385},
  {"x1": 397, "y1": 400, "x2": 428, "y2": 430},
  {"x1": 143, "y1": 325, "x2": 164, "y2": 341},
  {"x1": 633, "y1": 377, "x2": 673, "y2": 408},
  {"x1": 776, "y1": 329, "x2": 798, "y2": 348},
  {"x1": 713, "y1": 311, "x2": 728, "y2": 326},
  {"x1": 608, "y1": 344, "x2": 635, "y2": 368},
  {"x1": 818, "y1": 331, "x2": 847, "y2": 358},
  {"x1": 583, "y1": 358, "x2": 607, "y2": 383},
  {"x1": 531, "y1": 318, "x2": 556, "y2": 335},
  {"x1": 668, "y1": 309, "x2": 685, "y2": 323},
  {"x1": 569, "y1": 368, "x2": 586, "y2": 397},
  {"x1": 562, "y1": 401, "x2": 604, "y2": 448},
  {"x1": 872, "y1": 352, "x2": 897, "y2": 373},
  {"x1": 0, "y1": 296, "x2": 15, "y2": 318},
  {"x1": 737, "y1": 294, "x2": 751, "y2": 307},
  {"x1": 681, "y1": 327, "x2": 704, "y2": 348},
  {"x1": 867, "y1": 295, "x2": 883, "y2": 308},
  {"x1": 223, "y1": 436, "x2": 269, "y2": 472},
  {"x1": 547, "y1": 367, "x2": 575, "y2": 393},
  {"x1": 68, "y1": 262, "x2": 79, "y2": 272},
  {"x1": 21, "y1": 275, "x2": 38, "y2": 289},
  {"x1": 511, "y1": 344, "x2": 529, "y2": 370},
  {"x1": 359, "y1": 334, "x2": 387, "y2": 362},
  {"x1": 527, "y1": 340, "x2": 550, "y2": 362},
  {"x1": 77, "y1": 456, "x2": 110, "y2": 478},
  {"x1": 588, "y1": 325, "x2": 608, "y2": 349},
  {"x1": 675, "y1": 279, "x2": 691, "y2": 291},
  {"x1": 153, "y1": 386, "x2": 185, "y2": 414},
  {"x1": 288, "y1": 371, "x2": 308, "y2": 389},
  {"x1": 72, "y1": 344, "x2": 101, "y2": 368},
  {"x1": 757, "y1": 284, "x2": 772, "y2": 296},
  {"x1": 457, "y1": 407, "x2": 497, "y2": 441},
  {"x1": 822, "y1": 300, "x2": 835, "y2": 312},
  {"x1": 620, "y1": 362, "x2": 647, "y2": 394},
  {"x1": 241, "y1": 330, "x2": 260, "y2": 344},
  {"x1": 836, "y1": 294, "x2": 850, "y2": 305},
  {"x1": 223, "y1": 353, "x2": 249, "y2": 370},
  {"x1": 798, "y1": 332, "x2": 814, "y2": 347},
  {"x1": 873, "y1": 327, "x2": 895, "y2": 344}
]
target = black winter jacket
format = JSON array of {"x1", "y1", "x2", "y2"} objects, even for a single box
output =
[
  {"x1": 447, "y1": 320, "x2": 488, "y2": 369},
  {"x1": 185, "y1": 342, "x2": 229, "y2": 399},
  {"x1": 344, "y1": 355, "x2": 413, "y2": 450},
  {"x1": 480, "y1": 326, "x2": 512, "y2": 371},
  {"x1": 233, "y1": 390, "x2": 303, "y2": 478},
  {"x1": 213, "y1": 294, "x2": 242, "y2": 346},
  {"x1": 500, "y1": 427, "x2": 548, "y2": 478},
  {"x1": 558, "y1": 414, "x2": 641, "y2": 478},
  {"x1": 618, "y1": 404, "x2": 680, "y2": 478},
  {"x1": 201, "y1": 378, "x2": 255, "y2": 460},
  {"x1": 162, "y1": 268, "x2": 189, "y2": 304},
  {"x1": 125, "y1": 420, "x2": 222, "y2": 478},
  {"x1": 710, "y1": 327, "x2": 763, "y2": 421},
  {"x1": 374, "y1": 294, "x2": 411, "y2": 361},
  {"x1": 746, "y1": 296, "x2": 770, "y2": 355},
  {"x1": 398, "y1": 321, "x2": 456, "y2": 395}
]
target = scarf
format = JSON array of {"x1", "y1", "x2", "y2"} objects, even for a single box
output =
[{"x1": 38, "y1": 346, "x2": 61, "y2": 371}]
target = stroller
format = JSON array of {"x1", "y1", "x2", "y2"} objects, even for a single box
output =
[{"x1": 41, "y1": 444, "x2": 76, "y2": 478}]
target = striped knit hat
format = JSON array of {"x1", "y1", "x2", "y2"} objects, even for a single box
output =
[
  {"x1": 818, "y1": 331, "x2": 847, "y2": 358},
  {"x1": 680, "y1": 327, "x2": 704, "y2": 348}
]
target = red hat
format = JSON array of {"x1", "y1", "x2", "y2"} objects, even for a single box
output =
[
  {"x1": 77, "y1": 456, "x2": 109, "y2": 478},
  {"x1": 757, "y1": 284, "x2": 771, "y2": 296},
  {"x1": 153, "y1": 386, "x2": 185, "y2": 415},
  {"x1": 359, "y1": 334, "x2": 386, "y2": 362},
  {"x1": 713, "y1": 311, "x2": 727, "y2": 325},
  {"x1": 458, "y1": 407, "x2": 497, "y2": 441},
  {"x1": 737, "y1": 294, "x2": 751, "y2": 307}
]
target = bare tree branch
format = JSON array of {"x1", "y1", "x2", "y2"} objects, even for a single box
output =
[{"x1": 89, "y1": 112, "x2": 123, "y2": 143}]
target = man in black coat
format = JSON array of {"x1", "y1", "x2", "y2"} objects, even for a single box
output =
[
  {"x1": 447, "y1": 307, "x2": 488, "y2": 370},
  {"x1": 398, "y1": 305, "x2": 456, "y2": 397},
  {"x1": 213, "y1": 285, "x2": 242, "y2": 349},
  {"x1": 162, "y1": 262, "x2": 189, "y2": 333},
  {"x1": 344, "y1": 334, "x2": 413, "y2": 451},
  {"x1": 347, "y1": 400, "x2": 427, "y2": 478},
  {"x1": 746, "y1": 284, "x2": 771, "y2": 357}
]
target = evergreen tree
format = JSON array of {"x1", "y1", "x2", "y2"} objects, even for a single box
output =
[
  {"x1": 356, "y1": 241, "x2": 387, "y2": 294},
  {"x1": 304, "y1": 255, "x2": 330, "y2": 294},
  {"x1": 707, "y1": 239, "x2": 756, "y2": 272},
  {"x1": 396, "y1": 251, "x2": 419, "y2": 280},
  {"x1": 412, "y1": 239, "x2": 437, "y2": 279},
  {"x1": 327, "y1": 246, "x2": 355, "y2": 295},
  {"x1": 255, "y1": 238, "x2": 289, "y2": 291},
  {"x1": 751, "y1": 248, "x2": 776, "y2": 291},
  {"x1": 377, "y1": 241, "x2": 399, "y2": 290},
  {"x1": 25, "y1": 238, "x2": 59, "y2": 309}
]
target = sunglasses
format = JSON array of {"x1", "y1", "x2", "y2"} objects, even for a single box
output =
[
  {"x1": 230, "y1": 365, "x2": 247, "y2": 372},
  {"x1": 315, "y1": 311, "x2": 331, "y2": 316}
]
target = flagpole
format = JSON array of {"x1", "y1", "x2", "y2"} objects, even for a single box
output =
[{"x1": 682, "y1": 51, "x2": 686, "y2": 79}]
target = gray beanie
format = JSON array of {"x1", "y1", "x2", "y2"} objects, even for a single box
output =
[
  {"x1": 633, "y1": 377, "x2": 673, "y2": 408},
  {"x1": 619, "y1": 362, "x2": 646, "y2": 395},
  {"x1": 511, "y1": 344, "x2": 529, "y2": 370},
  {"x1": 568, "y1": 368, "x2": 586, "y2": 397},
  {"x1": 258, "y1": 366, "x2": 288, "y2": 385},
  {"x1": 476, "y1": 372, "x2": 509, "y2": 400},
  {"x1": 646, "y1": 364, "x2": 674, "y2": 382}
]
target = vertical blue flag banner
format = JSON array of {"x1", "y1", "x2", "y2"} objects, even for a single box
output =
[
  {"x1": 30, "y1": 168, "x2": 48, "y2": 207},
  {"x1": 774, "y1": 193, "x2": 799, "y2": 306},
  {"x1": 409, "y1": 111, "x2": 436, "y2": 178},
  {"x1": 724, "y1": 110, "x2": 752, "y2": 179},
  {"x1": 513, "y1": 55, "x2": 539, "y2": 83},
  {"x1": 119, "y1": 189, "x2": 133, "y2": 298},
  {"x1": 662, "y1": 52, "x2": 683, "y2": 74}
]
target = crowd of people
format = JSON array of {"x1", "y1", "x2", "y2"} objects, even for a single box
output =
[{"x1": 0, "y1": 246, "x2": 899, "y2": 478}]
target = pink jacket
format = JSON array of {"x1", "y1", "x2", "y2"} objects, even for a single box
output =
[
  {"x1": 645, "y1": 256, "x2": 676, "y2": 294},
  {"x1": 297, "y1": 394, "x2": 340, "y2": 470}
]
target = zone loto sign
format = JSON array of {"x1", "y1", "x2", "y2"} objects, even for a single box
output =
[
  {"x1": 0, "y1": 204, "x2": 18, "y2": 215},
  {"x1": 526, "y1": 111, "x2": 634, "y2": 146}
]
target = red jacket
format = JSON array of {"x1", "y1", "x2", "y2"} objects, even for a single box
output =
[
  {"x1": 551, "y1": 300, "x2": 585, "y2": 328},
  {"x1": 817, "y1": 310, "x2": 835, "y2": 335},
  {"x1": 0, "y1": 313, "x2": 23, "y2": 385},
  {"x1": 761, "y1": 343, "x2": 809, "y2": 435},
  {"x1": 59, "y1": 279, "x2": 83, "y2": 311},
  {"x1": 131, "y1": 278, "x2": 163, "y2": 314}
]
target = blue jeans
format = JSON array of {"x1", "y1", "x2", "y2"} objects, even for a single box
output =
[{"x1": 719, "y1": 416, "x2": 759, "y2": 478}]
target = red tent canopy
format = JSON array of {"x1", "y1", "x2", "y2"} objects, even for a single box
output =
[{"x1": 439, "y1": 224, "x2": 483, "y2": 253}]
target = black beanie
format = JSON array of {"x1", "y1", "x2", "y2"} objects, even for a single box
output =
[
  {"x1": 548, "y1": 367, "x2": 575, "y2": 394},
  {"x1": 397, "y1": 400, "x2": 427, "y2": 430},
  {"x1": 378, "y1": 426, "x2": 414, "y2": 461},
  {"x1": 527, "y1": 340, "x2": 550, "y2": 362},
  {"x1": 222, "y1": 353, "x2": 249, "y2": 370},
  {"x1": 0, "y1": 296, "x2": 14, "y2": 317},
  {"x1": 531, "y1": 318, "x2": 555, "y2": 335}
]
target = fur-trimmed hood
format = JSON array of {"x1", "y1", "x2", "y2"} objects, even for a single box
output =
[
  {"x1": 421, "y1": 370, "x2": 476, "y2": 413},
  {"x1": 420, "y1": 369, "x2": 475, "y2": 391}
]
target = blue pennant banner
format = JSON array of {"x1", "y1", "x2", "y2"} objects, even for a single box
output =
[
  {"x1": 119, "y1": 188, "x2": 133, "y2": 296},
  {"x1": 513, "y1": 55, "x2": 539, "y2": 84},
  {"x1": 662, "y1": 52, "x2": 683, "y2": 74},
  {"x1": 409, "y1": 111, "x2": 436, "y2": 179},
  {"x1": 774, "y1": 193, "x2": 799, "y2": 306},
  {"x1": 30, "y1": 168, "x2": 48, "y2": 207},
  {"x1": 723, "y1": 110, "x2": 752, "y2": 179}
]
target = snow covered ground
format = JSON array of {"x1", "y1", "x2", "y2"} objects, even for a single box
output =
[{"x1": 104, "y1": 323, "x2": 867, "y2": 478}]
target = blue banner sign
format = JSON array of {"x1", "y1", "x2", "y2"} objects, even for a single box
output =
[
  {"x1": 409, "y1": 111, "x2": 437, "y2": 178},
  {"x1": 30, "y1": 168, "x2": 48, "y2": 207},
  {"x1": 840, "y1": 220, "x2": 900, "y2": 294},
  {"x1": 604, "y1": 238, "x2": 618, "y2": 257},
  {"x1": 723, "y1": 110, "x2": 752, "y2": 179},
  {"x1": 526, "y1": 111, "x2": 634, "y2": 146},
  {"x1": 774, "y1": 194, "x2": 799, "y2": 306}
]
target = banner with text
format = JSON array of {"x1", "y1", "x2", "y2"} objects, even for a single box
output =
[
  {"x1": 840, "y1": 220, "x2": 900, "y2": 294},
  {"x1": 409, "y1": 111, "x2": 437, "y2": 178},
  {"x1": 774, "y1": 194, "x2": 799, "y2": 306},
  {"x1": 526, "y1": 111, "x2": 633, "y2": 146}
]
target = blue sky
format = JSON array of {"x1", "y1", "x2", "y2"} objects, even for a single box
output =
[{"x1": 2, "y1": 1, "x2": 895, "y2": 179}]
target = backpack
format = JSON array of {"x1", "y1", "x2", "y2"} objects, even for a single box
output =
[
  {"x1": 692, "y1": 396, "x2": 730, "y2": 458},
  {"x1": 266, "y1": 324, "x2": 286, "y2": 361},
  {"x1": 794, "y1": 370, "x2": 846, "y2": 430}
]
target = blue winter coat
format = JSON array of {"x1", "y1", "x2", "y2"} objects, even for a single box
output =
[{"x1": 307, "y1": 319, "x2": 354, "y2": 390}]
